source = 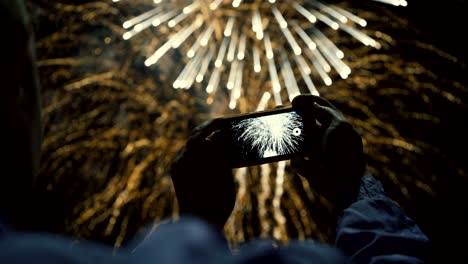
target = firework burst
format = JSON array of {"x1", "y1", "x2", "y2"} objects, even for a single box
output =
[{"x1": 115, "y1": 0, "x2": 407, "y2": 109}]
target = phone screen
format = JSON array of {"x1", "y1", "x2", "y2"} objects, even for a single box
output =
[{"x1": 227, "y1": 108, "x2": 305, "y2": 167}]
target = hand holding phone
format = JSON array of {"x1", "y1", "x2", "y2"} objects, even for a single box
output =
[
  {"x1": 292, "y1": 95, "x2": 366, "y2": 208},
  {"x1": 218, "y1": 105, "x2": 319, "y2": 168},
  {"x1": 171, "y1": 120, "x2": 236, "y2": 229}
]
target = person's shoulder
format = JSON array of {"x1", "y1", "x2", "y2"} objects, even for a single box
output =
[
  {"x1": 234, "y1": 239, "x2": 347, "y2": 264},
  {"x1": 0, "y1": 232, "x2": 117, "y2": 264}
]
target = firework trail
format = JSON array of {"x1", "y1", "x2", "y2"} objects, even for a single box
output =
[
  {"x1": 115, "y1": 0, "x2": 407, "y2": 108},
  {"x1": 232, "y1": 112, "x2": 304, "y2": 158}
]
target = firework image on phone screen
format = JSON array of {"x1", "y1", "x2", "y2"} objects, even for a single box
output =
[{"x1": 228, "y1": 109, "x2": 304, "y2": 167}]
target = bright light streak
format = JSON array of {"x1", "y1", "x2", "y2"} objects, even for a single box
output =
[
  {"x1": 310, "y1": 1, "x2": 348, "y2": 23},
  {"x1": 200, "y1": 24, "x2": 214, "y2": 46},
  {"x1": 118, "y1": 0, "x2": 406, "y2": 104},
  {"x1": 226, "y1": 29, "x2": 238, "y2": 62},
  {"x1": 264, "y1": 33, "x2": 274, "y2": 60},
  {"x1": 292, "y1": 21, "x2": 317, "y2": 50},
  {"x1": 253, "y1": 46, "x2": 261, "y2": 73},
  {"x1": 280, "y1": 51, "x2": 301, "y2": 101},
  {"x1": 332, "y1": 5, "x2": 367, "y2": 27},
  {"x1": 215, "y1": 36, "x2": 229, "y2": 68},
  {"x1": 256, "y1": 92, "x2": 272, "y2": 111},
  {"x1": 293, "y1": 3, "x2": 317, "y2": 23},
  {"x1": 123, "y1": 7, "x2": 162, "y2": 29},
  {"x1": 271, "y1": 6, "x2": 288, "y2": 29},
  {"x1": 210, "y1": 0, "x2": 223, "y2": 10},
  {"x1": 196, "y1": 48, "x2": 213, "y2": 83},
  {"x1": 237, "y1": 32, "x2": 246, "y2": 60},
  {"x1": 224, "y1": 17, "x2": 235, "y2": 37},
  {"x1": 373, "y1": 0, "x2": 408, "y2": 6},
  {"x1": 232, "y1": 0, "x2": 243, "y2": 8},
  {"x1": 227, "y1": 60, "x2": 238, "y2": 90}
]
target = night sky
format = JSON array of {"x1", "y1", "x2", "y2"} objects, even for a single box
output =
[{"x1": 23, "y1": 0, "x2": 468, "y2": 261}]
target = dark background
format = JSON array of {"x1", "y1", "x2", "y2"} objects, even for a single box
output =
[
  {"x1": 388, "y1": 1, "x2": 468, "y2": 259},
  {"x1": 404, "y1": 0, "x2": 467, "y2": 64},
  {"x1": 25, "y1": 0, "x2": 468, "y2": 262}
]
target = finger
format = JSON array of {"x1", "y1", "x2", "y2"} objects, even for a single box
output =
[
  {"x1": 192, "y1": 119, "x2": 220, "y2": 137},
  {"x1": 291, "y1": 154, "x2": 326, "y2": 182},
  {"x1": 187, "y1": 119, "x2": 226, "y2": 148},
  {"x1": 313, "y1": 102, "x2": 349, "y2": 125},
  {"x1": 312, "y1": 101, "x2": 335, "y2": 115},
  {"x1": 292, "y1": 95, "x2": 323, "y2": 130},
  {"x1": 290, "y1": 156, "x2": 311, "y2": 178},
  {"x1": 311, "y1": 102, "x2": 336, "y2": 127},
  {"x1": 205, "y1": 129, "x2": 222, "y2": 142},
  {"x1": 292, "y1": 94, "x2": 338, "y2": 111},
  {"x1": 292, "y1": 95, "x2": 343, "y2": 128},
  {"x1": 314, "y1": 97, "x2": 340, "y2": 111},
  {"x1": 292, "y1": 94, "x2": 321, "y2": 109}
]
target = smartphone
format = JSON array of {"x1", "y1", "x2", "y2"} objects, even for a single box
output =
[{"x1": 219, "y1": 107, "x2": 309, "y2": 168}]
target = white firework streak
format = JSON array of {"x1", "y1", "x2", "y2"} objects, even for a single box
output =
[
  {"x1": 115, "y1": 0, "x2": 407, "y2": 108},
  {"x1": 233, "y1": 112, "x2": 304, "y2": 158}
]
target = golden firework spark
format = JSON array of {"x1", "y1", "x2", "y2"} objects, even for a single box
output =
[{"x1": 33, "y1": 0, "x2": 467, "y2": 249}]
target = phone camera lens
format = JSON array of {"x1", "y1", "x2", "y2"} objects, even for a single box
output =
[{"x1": 292, "y1": 127, "x2": 301, "y2": 136}]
